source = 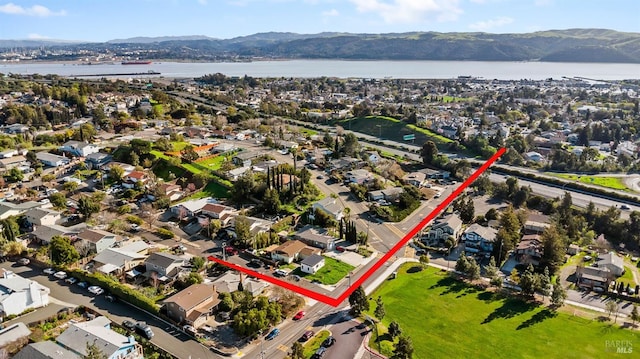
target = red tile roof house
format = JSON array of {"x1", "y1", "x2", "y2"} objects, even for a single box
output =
[
  {"x1": 122, "y1": 171, "x2": 149, "y2": 189},
  {"x1": 163, "y1": 283, "x2": 221, "y2": 329}
]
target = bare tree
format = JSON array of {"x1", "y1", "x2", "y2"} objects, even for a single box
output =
[{"x1": 140, "y1": 203, "x2": 157, "y2": 229}]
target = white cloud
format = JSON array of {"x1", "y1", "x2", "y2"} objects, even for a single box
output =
[
  {"x1": 534, "y1": 0, "x2": 552, "y2": 5},
  {"x1": 468, "y1": 16, "x2": 513, "y2": 31},
  {"x1": 27, "y1": 33, "x2": 50, "y2": 39},
  {"x1": 197, "y1": 0, "x2": 208, "y2": 4},
  {"x1": 0, "y1": 3, "x2": 66, "y2": 17},
  {"x1": 349, "y1": 0, "x2": 462, "y2": 23},
  {"x1": 322, "y1": 8, "x2": 339, "y2": 16}
]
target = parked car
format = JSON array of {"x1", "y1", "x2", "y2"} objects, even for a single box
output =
[
  {"x1": 88, "y1": 286, "x2": 104, "y2": 295},
  {"x1": 314, "y1": 347, "x2": 326, "y2": 358},
  {"x1": 65, "y1": 277, "x2": 78, "y2": 285},
  {"x1": 274, "y1": 269, "x2": 288, "y2": 277},
  {"x1": 322, "y1": 336, "x2": 336, "y2": 347},
  {"x1": 621, "y1": 204, "x2": 631, "y2": 210},
  {"x1": 105, "y1": 294, "x2": 117, "y2": 302},
  {"x1": 77, "y1": 281, "x2": 88, "y2": 289},
  {"x1": 225, "y1": 246, "x2": 238, "y2": 256},
  {"x1": 293, "y1": 311, "x2": 305, "y2": 320},
  {"x1": 301, "y1": 330, "x2": 315, "y2": 341},
  {"x1": 122, "y1": 320, "x2": 136, "y2": 332},
  {"x1": 17, "y1": 258, "x2": 30, "y2": 265},
  {"x1": 53, "y1": 271, "x2": 67, "y2": 280},
  {"x1": 135, "y1": 322, "x2": 154, "y2": 339},
  {"x1": 265, "y1": 328, "x2": 280, "y2": 340},
  {"x1": 43, "y1": 268, "x2": 55, "y2": 275},
  {"x1": 130, "y1": 224, "x2": 141, "y2": 232}
]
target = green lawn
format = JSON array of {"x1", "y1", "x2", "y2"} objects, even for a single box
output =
[
  {"x1": 340, "y1": 116, "x2": 453, "y2": 148},
  {"x1": 183, "y1": 180, "x2": 230, "y2": 200},
  {"x1": 366, "y1": 264, "x2": 640, "y2": 359},
  {"x1": 617, "y1": 266, "x2": 637, "y2": 287},
  {"x1": 150, "y1": 150, "x2": 172, "y2": 161},
  {"x1": 195, "y1": 155, "x2": 226, "y2": 170},
  {"x1": 302, "y1": 330, "x2": 330, "y2": 358},
  {"x1": 548, "y1": 173, "x2": 630, "y2": 192},
  {"x1": 293, "y1": 257, "x2": 354, "y2": 285},
  {"x1": 170, "y1": 141, "x2": 190, "y2": 151}
]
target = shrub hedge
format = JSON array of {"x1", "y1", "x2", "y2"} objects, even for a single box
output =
[{"x1": 156, "y1": 228, "x2": 175, "y2": 239}]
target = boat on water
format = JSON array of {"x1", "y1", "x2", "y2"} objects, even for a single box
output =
[{"x1": 121, "y1": 60, "x2": 152, "y2": 65}]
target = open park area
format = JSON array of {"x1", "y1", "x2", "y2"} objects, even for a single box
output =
[{"x1": 367, "y1": 264, "x2": 640, "y2": 359}]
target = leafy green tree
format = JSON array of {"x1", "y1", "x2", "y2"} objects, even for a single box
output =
[
  {"x1": 218, "y1": 292, "x2": 234, "y2": 312},
  {"x1": 50, "y1": 236, "x2": 79, "y2": 265},
  {"x1": 388, "y1": 321, "x2": 402, "y2": 339},
  {"x1": 2, "y1": 241, "x2": 25, "y2": 256},
  {"x1": 466, "y1": 256, "x2": 481, "y2": 280},
  {"x1": 540, "y1": 225, "x2": 566, "y2": 275},
  {"x1": 84, "y1": 342, "x2": 107, "y2": 359},
  {"x1": 234, "y1": 215, "x2": 252, "y2": 247},
  {"x1": 419, "y1": 254, "x2": 430, "y2": 267},
  {"x1": 606, "y1": 300, "x2": 619, "y2": 322},
  {"x1": 519, "y1": 264, "x2": 539, "y2": 297},
  {"x1": 493, "y1": 206, "x2": 521, "y2": 263},
  {"x1": 49, "y1": 192, "x2": 66, "y2": 209},
  {"x1": 421, "y1": 140, "x2": 438, "y2": 165},
  {"x1": 231, "y1": 172, "x2": 255, "y2": 204},
  {"x1": 392, "y1": 335, "x2": 414, "y2": 359},
  {"x1": 290, "y1": 341, "x2": 304, "y2": 359},
  {"x1": 348, "y1": 286, "x2": 369, "y2": 316},
  {"x1": 209, "y1": 219, "x2": 222, "y2": 238},
  {"x1": 455, "y1": 252, "x2": 469, "y2": 273},
  {"x1": 374, "y1": 296, "x2": 386, "y2": 321},
  {"x1": 190, "y1": 256, "x2": 205, "y2": 271},
  {"x1": 484, "y1": 257, "x2": 498, "y2": 278},
  {"x1": 109, "y1": 165, "x2": 124, "y2": 181},
  {"x1": 538, "y1": 267, "x2": 552, "y2": 299},
  {"x1": 551, "y1": 281, "x2": 567, "y2": 308},
  {"x1": 459, "y1": 198, "x2": 475, "y2": 224},
  {"x1": 5, "y1": 167, "x2": 23, "y2": 182},
  {"x1": 130, "y1": 139, "x2": 152, "y2": 155},
  {"x1": 63, "y1": 181, "x2": 79, "y2": 192},
  {"x1": 181, "y1": 145, "x2": 199, "y2": 163},
  {"x1": 78, "y1": 195, "x2": 101, "y2": 218},
  {"x1": 262, "y1": 188, "x2": 281, "y2": 214}
]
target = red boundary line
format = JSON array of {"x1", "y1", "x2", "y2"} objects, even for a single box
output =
[{"x1": 208, "y1": 148, "x2": 506, "y2": 307}]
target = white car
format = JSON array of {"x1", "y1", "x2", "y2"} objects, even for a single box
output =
[
  {"x1": 43, "y1": 268, "x2": 55, "y2": 275},
  {"x1": 53, "y1": 271, "x2": 67, "y2": 280},
  {"x1": 65, "y1": 277, "x2": 78, "y2": 284},
  {"x1": 88, "y1": 286, "x2": 104, "y2": 295}
]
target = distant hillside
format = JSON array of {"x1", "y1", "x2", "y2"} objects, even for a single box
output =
[{"x1": 4, "y1": 29, "x2": 640, "y2": 63}]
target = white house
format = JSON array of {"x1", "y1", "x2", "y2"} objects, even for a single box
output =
[
  {"x1": 59, "y1": 141, "x2": 100, "y2": 157},
  {"x1": 25, "y1": 207, "x2": 62, "y2": 226},
  {"x1": 312, "y1": 198, "x2": 343, "y2": 221},
  {"x1": 36, "y1": 152, "x2": 70, "y2": 167},
  {"x1": 300, "y1": 254, "x2": 325, "y2": 274},
  {"x1": 0, "y1": 269, "x2": 50, "y2": 317},
  {"x1": 463, "y1": 224, "x2": 497, "y2": 253}
]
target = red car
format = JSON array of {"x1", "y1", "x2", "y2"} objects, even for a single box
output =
[
  {"x1": 336, "y1": 246, "x2": 346, "y2": 252},
  {"x1": 225, "y1": 246, "x2": 238, "y2": 256},
  {"x1": 293, "y1": 311, "x2": 305, "y2": 320}
]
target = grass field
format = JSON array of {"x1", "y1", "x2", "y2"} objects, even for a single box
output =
[
  {"x1": 340, "y1": 116, "x2": 453, "y2": 148},
  {"x1": 293, "y1": 257, "x2": 354, "y2": 285},
  {"x1": 366, "y1": 264, "x2": 640, "y2": 359},
  {"x1": 302, "y1": 330, "x2": 330, "y2": 358},
  {"x1": 548, "y1": 173, "x2": 630, "y2": 191},
  {"x1": 183, "y1": 180, "x2": 230, "y2": 199},
  {"x1": 617, "y1": 266, "x2": 637, "y2": 287},
  {"x1": 194, "y1": 155, "x2": 226, "y2": 170}
]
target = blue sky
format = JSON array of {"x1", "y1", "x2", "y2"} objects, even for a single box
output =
[{"x1": 0, "y1": 0, "x2": 638, "y2": 41}]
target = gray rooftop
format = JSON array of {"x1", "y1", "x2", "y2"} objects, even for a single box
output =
[
  {"x1": 93, "y1": 247, "x2": 146, "y2": 268},
  {"x1": 301, "y1": 254, "x2": 325, "y2": 268},
  {"x1": 145, "y1": 252, "x2": 184, "y2": 269},
  {"x1": 57, "y1": 317, "x2": 134, "y2": 358},
  {"x1": 13, "y1": 341, "x2": 81, "y2": 359},
  {"x1": 464, "y1": 224, "x2": 498, "y2": 241},
  {"x1": 0, "y1": 322, "x2": 31, "y2": 347}
]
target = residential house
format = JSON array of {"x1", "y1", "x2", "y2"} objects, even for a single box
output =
[
  {"x1": 364, "y1": 151, "x2": 381, "y2": 164},
  {"x1": 25, "y1": 207, "x2": 62, "y2": 226},
  {"x1": 0, "y1": 201, "x2": 43, "y2": 220},
  {"x1": 35, "y1": 152, "x2": 70, "y2": 167},
  {"x1": 59, "y1": 141, "x2": 100, "y2": 157},
  {"x1": 164, "y1": 283, "x2": 220, "y2": 328},
  {"x1": 567, "y1": 244, "x2": 581, "y2": 256},
  {"x1": 145, "y1": 252, "x2": 185, "y2": 281},
  {"x1": 299, "y1": 246, "x2": 322, "y2": 260},
  {"x1": 463, "y1": 224, "x2": 497, "y2": 253},
  {"x1": 123, "y1": 171, "x2": 149, "y2": 189},
  {"x1": 344, "y1": 169, "x2": 373, "y2": 185},
  {"x1": 312, "y1": 197, "x2": 343, "y2": 221},
  {"x1": 213, "y1": 143, "x2": 235, "y2": 153},
  {"x1": 294, "y1": 225, "x2": 336, "y2": 251},
  {"x1": 0, "y1": 269, "x2": 50, "y2": 317},
  {"x1": 0, "y1": 322, "x2": 31, "y2": 352},
  {"x1": 271, "y1": 240, "x2": 308, "y2": 264},
  {"x1": 420, "y1": 168, "x2": 450, "y2": 179},
  {"x1": 524, "y1": 151, "x2": 545, "y2": 163},
  {"x1": 515, "y1": 234, "x2": 543, "y2": 266},
  {"x1": 300, "y1": 254, "x2": 325, "y2": 274},
  {"x1": 381, "y1": 187, "x2": 404, "y2": 202},
  {"x1": 576, "y1": 266, "x2": 614, "y2": 290},
  {"x1": 92, "y1": 242, "x2": 149, "y2": 276},
  {"x1": 597, "y1": 252, "x2": 625, "y2": 276},
  {"x1": 170, "y1": 197, "x2": 218, "y2": 219},
  {"x1": 232, "y1": 151, "x2": 261, "y2": 166},
  {"x1": 212, "y1": 272, "x2": 268, "y2": 296},
  {"x1": 56, "y1": 316, "x2": 144, "y2": 359},
  {"x1": 157, "y1": 183, "x2": 183, "y2": 202},
  {"x1": 0, "y1": 149, "x2": 17, "y2": 159},
  {"x1": 13, "y1": 341, "x2": 81, "y2": 359},
  {"x1": 31, "y1": 223, "x2": 86, "y2": 244},
  {"x1": 523, "y1": 212, "x2": 551, "y2": 234},
  {"x1": 76, "y1": 228, "x2": 117, "y2": 254},
  {"x1": 0, "y1": 156, "x2": 28, "y2": 172},
  {"x1": 227, "y1": 166, "x2": 251, "y2": 181},
  {"x1": 201, "y1": 203, "x2": 236, "y2": 226},
  {"x1": 85, "y1": 152, "x2": 113, "y2": 170},
  {"x1": 368, "y1": 190, "x2": 384, "y2": 202},
  {"x1": 402, "y1": 172, "x2": 427, "y2": 187},
  {"x1": 423, "y1": 214, "x2": 463, "y2": 246}
]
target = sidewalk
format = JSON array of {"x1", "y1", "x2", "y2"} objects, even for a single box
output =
[{"x1": 364, "y1": 257, "x2": 418, "y2": 296}]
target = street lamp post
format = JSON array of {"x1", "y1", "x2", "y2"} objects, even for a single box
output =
[{"x1": 222, "y1": 242, "x2": 226, "y2": 261}]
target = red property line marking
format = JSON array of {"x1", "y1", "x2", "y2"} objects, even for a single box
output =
[{"x1": 209, "y1": 147, "x2": 506, "y2": 306}]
